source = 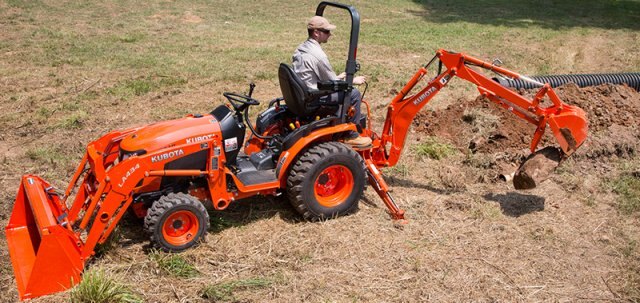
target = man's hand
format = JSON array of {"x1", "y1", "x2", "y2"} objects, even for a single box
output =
[
  {"x1": 337, "y1": 73, "x2": 366, "y2": 85},
  {"x1": 353, "y1": 75, "x2": 366, "y2": 85}
]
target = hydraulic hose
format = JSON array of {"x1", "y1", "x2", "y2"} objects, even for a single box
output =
[{"x1": 494, "y1": 73, "x2": 640, "y2": 92}]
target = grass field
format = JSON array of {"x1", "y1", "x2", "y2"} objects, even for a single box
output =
[{"x1": 1, "y1": 0, "x2": 639, "y2": 302}]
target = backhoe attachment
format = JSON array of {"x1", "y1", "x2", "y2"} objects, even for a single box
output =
[{"x1": 368, "y1": 49, "x2": 588, "y2": 191}]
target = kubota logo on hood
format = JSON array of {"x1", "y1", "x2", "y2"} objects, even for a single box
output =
[
  {"x1": 186, "y1": 134, "x2": 214, "y2": 144},
  {"x1": 151, "y1": 149, "x2": 184, "y2": 163}
]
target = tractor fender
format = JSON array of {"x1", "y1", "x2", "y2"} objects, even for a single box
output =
[{"x1": 275, "y1": 122, "x2": 357, "y2": 184}]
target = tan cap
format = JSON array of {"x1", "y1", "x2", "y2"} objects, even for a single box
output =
[{"x1": 307, "y1": 16, "x2": 336, "y2": 31}]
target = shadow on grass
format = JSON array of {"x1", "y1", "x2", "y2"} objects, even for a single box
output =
[
  {"x1": 385, "y1": 175, "x2": 463, "y2": 194},
  {"x1": 483, "y1": 192, "x2": 545, "y2": 217},
  {"x1": 207, "y1": 196, "x2": 302, "y2": 234},
  {"x1": 411, "y1": 0, "x2": 640, "y2": 30},
  {"x1": 106, "y1": 195, "x2": 300, "y2": 254}
]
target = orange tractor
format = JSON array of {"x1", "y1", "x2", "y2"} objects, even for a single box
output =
[{"x1": 5, "y1": 2, "x2": 588, "y2": 300}]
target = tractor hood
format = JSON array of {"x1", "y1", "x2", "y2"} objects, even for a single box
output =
[{"x1": 119, "y1": 114, "x2": 220, "y2": 155}]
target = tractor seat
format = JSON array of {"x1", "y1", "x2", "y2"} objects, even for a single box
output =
[{"x1": 278, "y1": 63, "x2": 341, "y2": 117}]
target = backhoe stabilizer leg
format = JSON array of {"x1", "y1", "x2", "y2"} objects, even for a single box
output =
[{"x1": 364, "y1": 160, "x2": 406, "y2": 221}]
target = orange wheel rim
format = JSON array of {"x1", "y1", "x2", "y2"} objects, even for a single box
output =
[
  {"x1": 162, "y1": 210, "x2": 199, "y2": 246},
  {"x1": 314, "y1": 165, "x2": 354, "y2": 208}
]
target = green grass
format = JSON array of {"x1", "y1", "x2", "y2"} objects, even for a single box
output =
[
  {"x1": 383, "y1": 163, "x2": 411, "y2": 178},
  {"x1": 26, "y1": 146, "x2": 69, "y2": 166},
  {"x1": 470, "y1": 201, "x2": 502, "y2": 220},
  {"x1": 209, "y1": 216, "x2": 242, "y2": 233},
  {"x1": 36, "y1": 106, "x2": 54, "y2": 121},
  {"x1": 150, "y1": 251, "x2": 199, "y2": 278},
  {"x1": 414, "y1": 137, "x2": 457, "y2": 160},
  {"x1": 106, "y1": 76, "x2": 187, "y2": 99},
  {"x1": 95, "y1": 227, "x2": 122, "y2": 257},
  {"x1": 200, "y1": 277, "x2": 273, "y2": 302},
  {"x1": 69, "y1": 269, "x2": 142, "y2": 303},
  {"x1": 58, "y1": 110, "x2": 88, "y2": 129},
  {"x1": 610, "y1": 174, "x2": 640, "y2": 215}
]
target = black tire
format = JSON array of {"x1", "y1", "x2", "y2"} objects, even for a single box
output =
[
  {"x1": 143, "y1": 192, "x2": 210, "y2": 252},
  {"x1": 287, "y1": 141, "x2": 366, "y2": 221}
]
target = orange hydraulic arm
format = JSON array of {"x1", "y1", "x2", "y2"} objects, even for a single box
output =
[
  {"x1": 362, "y1": 49, "x2": 588, "y2": 221},
  {"x1": 370, "y1": 49, "x2": 588, "y2": 168}
]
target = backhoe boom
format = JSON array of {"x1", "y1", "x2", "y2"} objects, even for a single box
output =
[{"x1": 370, "y1": 49, "x2": 588, "y2": 167}]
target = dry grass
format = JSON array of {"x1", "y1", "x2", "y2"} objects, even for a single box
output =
[{"x1": 1, "y1": 0, "x2": 639, "y2": 302}]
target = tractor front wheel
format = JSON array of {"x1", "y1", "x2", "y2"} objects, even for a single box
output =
[
  {"x1": 287, "y1": 141, "x2": 366, "y2": 221},
  {"x1": 144, "y1": 193, "x2": 210, "y2": 252}
]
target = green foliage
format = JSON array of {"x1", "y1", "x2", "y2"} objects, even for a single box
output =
[
  {"x1": 200, "y1": 278, "x2": 273, "y2": 302},
  {"x1": 117, "y1": 33, "x2": 146, "y2": 44},
  {"x1": 150, "y1": 251, "x2": 199, "y2": 278},
  {"x1": 106, "y1": 76, "x2": 187, "y2": 99},
  {"x1": 462, "y1": 153, "x2": 495, "y2": 170},
  {"x1": 209, "y1": 216, "x2": 241, "y2": 233},
  {"x1": 384, "y1": 164, "x2": 410, "y2": 178},
  {"x1": 610, "y1": 174, "x2": 640, "y2": 215},
  {"x1": 69, "y1": 269, "x2": 142, "y2": 303},
  {"x1": 414, "y1": 137, "x2": 457, "y2": 160},
  {"x1": 59, "y1": 111, "x2": 88, "y2": 129},
  {"x1": 470, "y1": 202, "x2": 502, "y2": 220},
  {"x1": 6, "y1": 0, "x2": 43, "y2": 9},
  {"x1": 621, "y1": 240, "x2": 638, "y2": 259},
  {"x1": 94, "y1": 227, "x2": 121, "y2": 257},
  {"x1": 26, "y1": 146, "x2": 68, "y2": 166},
  {"x1": 36, "y1": 107, "x2": 53, "y2": 120}
]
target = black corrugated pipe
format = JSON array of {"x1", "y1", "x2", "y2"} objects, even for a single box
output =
[{"x1": 494, "y1": 73, "x2": 640, "y2": 92}]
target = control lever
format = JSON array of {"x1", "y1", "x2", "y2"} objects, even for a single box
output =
[{"x1": 248, "y1": 82, "x2": 256, "y2": 97}]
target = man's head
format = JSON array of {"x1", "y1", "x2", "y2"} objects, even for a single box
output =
[{"x1": 307, "y1": 16, "x2": 335, "y2": 43}]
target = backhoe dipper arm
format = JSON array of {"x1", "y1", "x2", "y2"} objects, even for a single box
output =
[{"x1": 372, "y1": 49, "x2": 588, "y2": 167}]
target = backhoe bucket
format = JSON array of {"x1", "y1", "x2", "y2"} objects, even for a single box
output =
[
  {"x1": 6, "y1": 175, "x2": 84, "y2": 300},
  {"x1": 547, "y1": 104, "x2": 588, "y2": 156}
]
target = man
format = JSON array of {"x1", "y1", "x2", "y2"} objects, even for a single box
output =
[{"x1": 292, "y1": 15, "x2": 372, "y2": 148}]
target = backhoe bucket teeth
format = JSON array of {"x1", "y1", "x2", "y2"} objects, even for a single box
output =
[
  {"x1": 6, "y1": 175, "x2": 84, "y2": 300},
  {"x1": 547, "y1": 104, "x2": 588, "y2": 156}
]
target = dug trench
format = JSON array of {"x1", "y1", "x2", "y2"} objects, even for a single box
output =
[{"x1": 412, "y1": 82, "x2": 640, "y2": 186}]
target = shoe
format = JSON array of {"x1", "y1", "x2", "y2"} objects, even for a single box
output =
[{"x1": 343, "y1": 135, "x2": 372, "y2": 149}]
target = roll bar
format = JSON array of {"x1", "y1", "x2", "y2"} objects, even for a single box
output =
[{"x1": 315, "y1": 1, "x2": 360, "y2": 123}]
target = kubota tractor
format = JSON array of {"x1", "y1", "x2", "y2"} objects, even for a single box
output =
[{"x1": 5, "y1": 1, "x2": 588, "y2": 300}]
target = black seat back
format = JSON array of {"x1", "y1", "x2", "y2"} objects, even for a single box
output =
[{"x1": 278, "y1": 63, "x2": 318, "y2": 116}]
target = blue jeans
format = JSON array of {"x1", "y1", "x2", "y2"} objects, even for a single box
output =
[{"x1": 318, "y1": 89, "x2": 362, "y2": 137}]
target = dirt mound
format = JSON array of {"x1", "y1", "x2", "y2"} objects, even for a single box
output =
[
  {"x1": 413, "y1": 83, "x2": 640, "y2": 178},
  {"x1": 561, "y1": 83, "x2": 640, "y2": 132},
  {"x1": 414, "y1": 83, "x2": 640, "y2": 153}
]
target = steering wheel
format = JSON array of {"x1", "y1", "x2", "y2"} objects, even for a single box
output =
[{"x1": 223, "y1": 92, "x2": 260, "y2": 111}]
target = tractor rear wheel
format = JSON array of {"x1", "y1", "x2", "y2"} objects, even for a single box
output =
[
  {"x1": 287, "y1": 141, "x2": 366, "y2": 221},
  {"x1": 144, "y1": 192, "x2": 210, "y2": 252}
]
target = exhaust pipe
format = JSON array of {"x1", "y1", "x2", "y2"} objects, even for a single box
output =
[{"x1": 499, "y1": 172, "x2": 515, "y2": 182}]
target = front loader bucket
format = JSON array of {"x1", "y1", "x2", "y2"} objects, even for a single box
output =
[
  {"x1": 547, "y1": 104, "x2": 588, "y2": 156},
  {"x1": 6, "y1": 175, "x2": 84, "y2": 300}
]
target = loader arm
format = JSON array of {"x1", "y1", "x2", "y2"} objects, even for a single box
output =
[
  {"x1": 5, "y1": 130, "x2": 224, "y2": 300},
  {"x1": 371, "y1": 49, "x2": 588, "y2": 167}
]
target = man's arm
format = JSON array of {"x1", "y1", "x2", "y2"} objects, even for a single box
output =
[
  {"x1": 336, "y1": 72, "x2": 366, "y2": 85},
  {"x1": 316, "y1": 59, "x2": 338, "y2": 81}
]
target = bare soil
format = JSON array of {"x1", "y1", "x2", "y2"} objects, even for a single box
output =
[{"x1": 414, "y1": 83, "x2": 640, "y2": 179}]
